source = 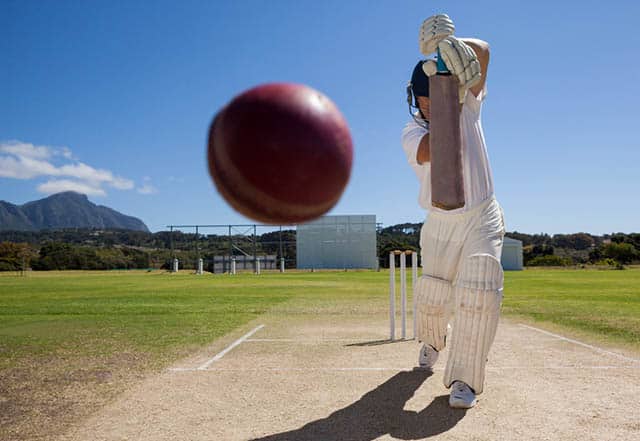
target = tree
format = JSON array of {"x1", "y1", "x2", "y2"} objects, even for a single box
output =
[
  {"x1": 0, "y1": 242, "x2": 34, "y2": 271},
  {"x1": 601, "y1": 242, "x2": 637, "y2": 264},
  {"x1": 551, "y1": 233, "x2": 595, "y2": 250}
]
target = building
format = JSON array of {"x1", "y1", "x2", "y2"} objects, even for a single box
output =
[
  {"x1": 296, "y1": 215, "x2": 377, "y2": 269},
  {"x1": 501, "y1": 237, "x2": 523, "y2": 270}
]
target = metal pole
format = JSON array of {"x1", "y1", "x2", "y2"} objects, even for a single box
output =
[
  {"x1": 389, "y1": 251, "x2": 395, "y2": 341},
  {"x1": 412, "y1": 251, "x2": 418, "y2": 339},
  {"x1": 170, "y1": 226, "x2": 174, "y2": 271},
  {"x1": 195, "y1": 226, "x2": 199, "y2": 271},
  {"x1": 228, "y1": 225, "x2": 232, "y2": 274},
  {"x1": 278, "y1": 225, "x2": 283, "y2": 264},
  {"x1": 400, "y1": 251, "x2": 407, "y2": 340},
  {"x1": 253, "y1": 224, "x2": 257, "y2": 273},
  {"x1": 256, "y1": 257, "x2": 261, "y2": 275}
]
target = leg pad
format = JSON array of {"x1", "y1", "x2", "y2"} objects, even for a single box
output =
[
  {"x1": 415, "y1": 275, "x2": 453, "y2": 351},
  {"x1": 444, "y1": 254, "x2": 504, "y2": 394}
]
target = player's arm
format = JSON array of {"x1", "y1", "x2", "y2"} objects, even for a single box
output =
[
  {"x1": 401, "y1": 118, "x2": 430, "y2": 169},
  {"x1": 417, "y1": 133, "x2": 430, "y2": 164},
  {"x1": 459, "y1": 38, "x2": 490, "y2": 97}
]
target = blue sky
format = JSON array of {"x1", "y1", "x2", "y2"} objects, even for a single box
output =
[{"x1": 2, "y1": 0, "x2": 639, "y2": 234}]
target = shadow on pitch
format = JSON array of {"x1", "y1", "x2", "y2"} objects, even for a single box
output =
[
  {"x1": 345, "y1": 339, "x2": 409, "y2": 347},
  {"x1": 250, "y1": 368, "x2": 467, "y2": 441}
]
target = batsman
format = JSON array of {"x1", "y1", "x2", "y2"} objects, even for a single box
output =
[{"x1": 402, "y1": 14, "x2": 506, "y2": 409}]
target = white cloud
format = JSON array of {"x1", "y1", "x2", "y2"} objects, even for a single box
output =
[
  {"x1": 111, "y1": 176, "x2": 135, "y2": 190},
  {"x1": 58, "y1": 147, "x2": 75, "y2": 160},
  {"x1": 37, "y1": 179, "x2": 106, "y2": 196},
  {"x1": 137, "y1": 177, "x2": 157, "y2": 195},
  {"x1": 137, "y1": 183, "x2": 157, "y2": 195},
  {"x1": 0, "y1": 141, "x2": 52, "y2": 159},
  {"x1": 56, "y1": 162, "x2": 134, "y2": 189},
  {"x1": 0, "y1": 140, "x2": 136, "y2": 195},
  {"x1": 0, "y1": 155, "x2": 58, "y2": 178}
]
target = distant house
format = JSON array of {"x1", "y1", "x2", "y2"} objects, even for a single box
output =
[{"x1": 501, "y1": 237, "x2": 523, "y2": 270}]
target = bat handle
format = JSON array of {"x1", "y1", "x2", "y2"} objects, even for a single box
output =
[{"x1": 436, "y1": 47, "x2": 450, "y2": 74}]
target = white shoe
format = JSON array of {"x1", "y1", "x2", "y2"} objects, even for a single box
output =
[
  {"x1": 449, "y1": 381, "x2": 477, "y2": 409},
  {"x1": 418, "y1": 344, "x2": 439, "y2": 369}
]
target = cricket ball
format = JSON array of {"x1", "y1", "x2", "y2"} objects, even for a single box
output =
[{"x1": 207, "y1": 83, "x2": 353, "y2": 224}]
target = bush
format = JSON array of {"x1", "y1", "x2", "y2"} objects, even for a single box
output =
[
  {"x1": 595, "y1": 258, "x2": 618, "y2": 267},
  {"x1": 523, "y1": 244, "x2": 555, "y2": 266},
  {"x1": 527, "y1": 255, "x2": 572, "y2": 266}
]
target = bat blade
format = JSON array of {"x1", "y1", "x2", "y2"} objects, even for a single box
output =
[{"x1": 429, "y1": 73, "x2": 465, "y2": 210}]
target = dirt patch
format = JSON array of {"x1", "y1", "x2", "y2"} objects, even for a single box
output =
[{"x1": 0, "y1": 352, "x2": 150, "y2": 441}]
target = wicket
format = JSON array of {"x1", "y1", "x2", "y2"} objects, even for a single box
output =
[{"x1": 389, "y1": 250, "x2": 418, "y2": 340}]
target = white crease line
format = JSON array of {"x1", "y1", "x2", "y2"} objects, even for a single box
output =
[
  {"x1": 519, "y1": 324, "x2": 640, "y2": 364},
  {"x1": 196, "y1": 325, "x2": 265, "y2": 370},
  {"x1": 246, "y1": 338, "x2": 386, "y2": 342},
  {"x1": 170, "y1": 367, "x2": 416, "y2": 372},
  {"x1": 493, "y1": 365, "x2": 640, "y2": 370},
  {"x1": 168, "y1": 365, "x2": 640, "y2": 373}
]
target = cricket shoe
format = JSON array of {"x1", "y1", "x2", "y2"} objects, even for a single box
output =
[
  {"x1": 449, "y1": 381, "x2": 477, "y2": 409},
  {"x1": 418, "y1": 343, "x2": 439, "y2": 369}
]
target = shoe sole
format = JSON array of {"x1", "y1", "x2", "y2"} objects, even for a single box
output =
[{"x1": 449, "y1": 398, "x2": 477, "y2": 409}]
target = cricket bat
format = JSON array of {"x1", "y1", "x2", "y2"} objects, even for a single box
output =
[{"x1": 429, "y1": 49, "x2": 465, "y2": 210}]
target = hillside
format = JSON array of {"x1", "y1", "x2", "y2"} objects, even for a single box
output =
[{"x1": 0, "y1": 192, "x2": 149, "y2": 232}]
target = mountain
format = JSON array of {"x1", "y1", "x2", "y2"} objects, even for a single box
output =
[{"x1": 0, "y1": 192, "x2": 149, "y2": 232}]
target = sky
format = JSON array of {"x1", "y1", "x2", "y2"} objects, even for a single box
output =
[{"x1": 2, "y1": 0, "x2": 639, "y2": 235}]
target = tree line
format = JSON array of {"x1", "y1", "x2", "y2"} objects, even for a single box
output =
[
  {"x1": 0, "y1": 229, "x2": 297, "y2": 271},
  {"x1": 377, "y1": 225, "x2": 640, "y2": 268},
  {"x1": 0, "y1": 227, "x2": 638, "y2": 271}
]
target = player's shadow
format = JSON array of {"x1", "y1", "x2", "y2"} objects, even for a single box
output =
[
  {"x1": 345, "y1": 339, "x2": 406, "y2": 347},
  {"x1": 250, "y1": 368, "x2": 467, "y2": 441}
]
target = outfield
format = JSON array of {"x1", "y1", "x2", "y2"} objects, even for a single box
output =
[{"x1": 1, "y1": 268, "x2": 639, "y2": 440}]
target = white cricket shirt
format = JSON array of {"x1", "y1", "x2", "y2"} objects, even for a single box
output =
[{"x1": 401, "y1": 88, "x2": 494, "y2": 214}]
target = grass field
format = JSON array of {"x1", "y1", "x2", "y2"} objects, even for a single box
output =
[
  {"x1": 1, "y1": 268, "x2": 639, "y2": 440},
  {"x1": 504, "y1": 268, "x2": 640, "y2": 346}
]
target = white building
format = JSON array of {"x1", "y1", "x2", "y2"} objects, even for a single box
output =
[{"x1": 501, "y1": 237, "x2": 523, "y2": 270}]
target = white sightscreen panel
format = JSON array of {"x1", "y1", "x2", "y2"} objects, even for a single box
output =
[
  {"x1": 296, "y1": 215, "x2": 377, "y2": 269},
  {"x1": 501, "y1": 243, "x2": 523, "y2": 270}
]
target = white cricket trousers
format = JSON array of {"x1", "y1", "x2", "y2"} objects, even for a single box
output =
[{"x1": 416, "y1": 196, "x2": 505, "y2": 394}]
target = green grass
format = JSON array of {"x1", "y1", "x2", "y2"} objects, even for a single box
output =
[
  {"x1": 503, "y1": 268, "x2": 640, "y2": 346},
  {"x1": 0, "y1": 270, "x2": 390, "y2": 369},
  {"x1": 1, "y1": 269, "x2": 639, "y2": 368},
  {"x1": 1, "y1": 268, "x2": 639, "y2": 369}
]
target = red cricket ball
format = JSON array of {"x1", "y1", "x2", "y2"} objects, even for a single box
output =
[{"x1": 207, "y1": 83, "x2": 353, "y2": 224}]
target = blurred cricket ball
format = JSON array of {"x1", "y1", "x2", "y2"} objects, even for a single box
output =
[{"x1": 207, "y1": 83, "x2": 353, "y2": 224}]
